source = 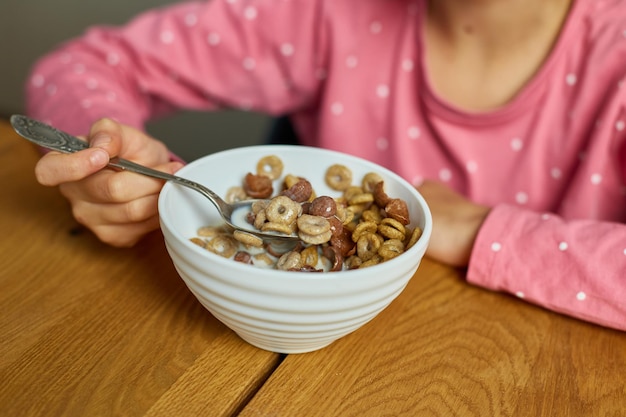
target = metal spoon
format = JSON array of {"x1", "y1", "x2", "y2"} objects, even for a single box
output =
[{"x1": 10, "y1": 114, "x2": 299, "y2": 243}]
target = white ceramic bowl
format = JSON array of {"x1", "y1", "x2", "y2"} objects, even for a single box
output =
[{"x1": 158, "y1": 145, "x2": 432, "y2": 353}]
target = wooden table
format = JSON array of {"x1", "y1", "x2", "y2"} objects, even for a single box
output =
[{"x1": 1, "y1": 117, "x2": 625, "y2": 417}]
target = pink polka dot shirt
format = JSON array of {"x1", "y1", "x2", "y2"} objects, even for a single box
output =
[{"x1": 26, "y1": 0, "x2": 626, "y2": 330}]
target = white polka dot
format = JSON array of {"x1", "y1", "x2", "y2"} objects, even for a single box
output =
[
  {"x1": 185, "y1": 13, "x2": 198, "y2": 26},
  {"x1": 511, "y1": 137, "x2": 523, "y2": 151},
  {"x1": 376, "y1": 84, "x2": 390, "y2": 98},
  {"x1": 31, "y1": 74, "x2": 45, "y2": 88},
  {"x1": 576, "y1": 291, "x2": 587, "y2": 301},
  {"x1": 74, "y1": 64, "x2": 86, "y2": 74},
  {"x1": 86, "y1": 78, "x2": 98, "y2": 90},
  {"x1": 623, "y1": 248, "x2": 626, "y2": 255},
  {"x1": 466, "y1": 160, "x2": 478, "y2": 173},
  {"x1": 439, "y1": 168, "x2": 452, "y2": 182},
  {"x1": 45, "y1": 84, "x2": 57, "y2": 96},
  {"x1": 402, "y1": 59, "x2": 414, "y2": 72},
  {"x1": 106, "y1": 91, "x2": 117, "y2": 102},
  {"x1": 491, "y1": 242, "x2": 502, "y2": 252},
  {"x1": 280, "y1": 43, "x2": 294, "y2": 56},
  {"x1": 370, "y1": 21, "x2": 382, "y2": 34},
  {"x1": 60, "y1": 53, "x2": 72, "y2": 64},
  {"x1": 160, "y1": 30, "x2": 175, "y2": 44},
  {"x1": 515, "y1": 191, "x2": 528, "y2": 204},
  {"x1": 376, "y1": 137, "x2": 389, "y2": 150},
  {"x1": 616, "y1": 120, "x2": 625, "y2": 131},
  {"x1": 515, "y1": 291, "x2": 525, "y2": 299},
  {"x1": 330, "y1": 102, "x2": 344, "y2": 115},
  {"x1": 107, "y1": 53, "x2": 120, "y2": 66},
  {"x1": 408, "y1": 126, "x2": 420, "y2": 140},
  {"x1": 207, "y1": 33, "x2": 221, "y2": 46},
  {"x1": 412, "y1": 175, "x2": 424, "y2": 187},
  {"x1": 242, "y1": 57, "x2": 256, "y2": 70},
  {"x1": 541, "y1": 213, "x2": 551, "y2": 220},
  {"x1": 551, "y1": 167, "x2": 562, "y2": 179},
  {"x1": 590, "y1": 173, "x2": 603, "y2": 185},
  {"x1": 346, "y1": 55, "x2": 358, "y2": 68},
  {"x1": 81, "y1": 99, "x2": 92, "y2": 109},
  {"x1": 244, "y1": 6, "x2": 258, "y2": 20},
  {"x1": 558, "y1": 241, "x2": 568, "y2": 251},
  {"x1": 565, "y1": 73, "x2": 577, "y2": 85}
]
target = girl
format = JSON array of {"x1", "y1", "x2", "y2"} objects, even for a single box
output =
[{"x1": 26, "y1": 0, "x2": 626, "y2": 330}]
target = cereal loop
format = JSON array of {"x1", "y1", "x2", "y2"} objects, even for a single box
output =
[
  {"x1": 377, "y1": 218, "x2": 406, "y2": 240},
  {"x1": 325, "y1": 164, "x2": 353, "y2": 191},
  {"x1": 299, "y1": 229, "x2": 332, "y2": 245},
  {"x1": 362, "y1": 172, "x2": 384, "y2": 193},
  {"x1": 378, "y1": 239, "x2": 405, "y2": 260},
  {"x1": 233, "y1": 230, "x2": 264, "y2": 247},
  {"x1": 297, "y1": 214, "x2": 331, "y2": 235},
  {"x1": 356, "y1": 233, "x2": 383, "y2": 261},
  {"x1": 206, "y1": 235, "x2": 238, "y2": 258},
  {"x1": 301, "y1": 245, "x2": 319, "y2": 267},
  {"x1": 277, "y1": 251, "x2": 303, "y2": 270},
  {"x1": 265, "y1": 195, "x2": 302, "y2": 225},
  {"x1": 351, "y1": 221, "x2": 378, "y2": 242},
  {"x1": 225, "y1": 186, "x2": 248, "y2": 203},
  {"x1": 257, "y1": 155, "x2": 284, "y2": 180},
  {"x1": 406, "y1": 226, "x2": 423, "y2": 249}
]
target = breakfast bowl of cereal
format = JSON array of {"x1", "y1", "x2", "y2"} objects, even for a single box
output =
[{"x1": 158, "y1": 145, "x2": 432, "y2": 353}]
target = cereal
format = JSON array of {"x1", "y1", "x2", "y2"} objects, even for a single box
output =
[
  {"x1": 191, "y1": 155, "x2": 419, "y2": 272},
  {"x1": 243, "y1": 172, "x2": 273, "y2": 199},
  {"x1": 325, "y1": 164, "x2": 353, "y2": 191},
  {"x1": 265, "y1": 195, "x2": 302, "y2": 225},
  {"x1": 233, "y1": 230, "x2": 264, "y2": 247},
  {"x1": 257, "y1": 155, "x2": 284, "y2": 180}
]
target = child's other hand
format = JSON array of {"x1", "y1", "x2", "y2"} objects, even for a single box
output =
[
  {"x1": 34, "y1": 118, "x2": 184, "y2": 247},
  {"x1": 416, "y1": 180, "x2": 491, "y2": 267}
]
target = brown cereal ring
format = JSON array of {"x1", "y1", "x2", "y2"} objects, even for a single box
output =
[
  {"x1": 378, "y1": 239, "x2": 405, "y2": 260},
  {"x1": 362, "y1": 172, "x2": 384, "y2": 193},
  {"x1": 225, "y1": 186, "x2": 248, "y2": 203},
  {"x1": 406, "y1": 226, "x2": 423, "y2": 249},
  {"x1": 308, "y1": 196, "x2": 337, "y2": 217},
  {"x1": 377, "y1": 218, "x2": 406, "y2": 240},
  {"x1": 330, "y1": 228, "x2": 356, "y2": 257},
  {"x1": 281, "y1": 178, "x2": 313, "y2": 203},
  {"x1": 276, "y1": 251, "x2": 303, "y2": 270},
  {"x1": 325, "y1": 164, "x2": 353, "y2": 191},
  {"x1": 265, "y1": 195, "x2": 302, "y2": 225},
  {"x1": 385, "y1": 198, "x2": 410, "y2": 225},
  {"x1": 373, "y1": 181, "x2": 390, "y2": 207},
  {"x1": 233, "y1": 230, "x2": 264, "y2": 247},
  {"x1": 297, "y1": 214, "x2": 331, "y2": 236},
  {"x1": 351, "y1": 220, "x2": 378, "y2": 242},
  {"x1": 243, "y1": 172, "x2": 273, "y2": 199},
  {"x1": 300, "y1": 245, "x2": 319, "y2": 267},
  {"x1": 256, "y1": 155, "x2": 284, "y2": 180},
  {"x1": 322, "y1": 245, "x2": 343, "y2": 272},
  {"x1": 261, "y1": 221, "x2": 296, "y2": 235},
  {"x1": 356, "y1": 233, "x2": 383, "y2": 261},
  {"x1": 206, "y1": 235, "x2": 238, "y2": 258},
  {"x1": 234, "y1": 251, "x2": 253, "y2": 264}
]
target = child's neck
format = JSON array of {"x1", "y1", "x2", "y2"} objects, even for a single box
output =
[{"x1": 423, "y1": 0, "x2": 573, "y2": 111}]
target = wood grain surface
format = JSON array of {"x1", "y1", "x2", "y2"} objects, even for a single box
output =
[{"x1": 1, "y1": 118, "x2": 625, "y2": 417}]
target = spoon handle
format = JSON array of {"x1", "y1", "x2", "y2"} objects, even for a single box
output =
[{"x1": 9, "y1": 114, "x2": 230, "y2": 214}]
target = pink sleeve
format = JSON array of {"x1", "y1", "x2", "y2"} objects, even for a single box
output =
[
  {"x1": 467, "y1": 204, "x2": 626, "y2": 331},
  {"x1": 25, "y1": 0, "x2": 327, "y2": 137}
]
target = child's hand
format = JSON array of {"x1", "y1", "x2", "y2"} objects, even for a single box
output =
[
  {"x1": 416, "y1": 180, "x2": 491, "y2": 267},
  {"x1": 34, "y1": 118, "x2": 184, "y2": 247}
]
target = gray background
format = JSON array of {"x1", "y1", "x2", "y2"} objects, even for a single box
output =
[{"x1": 0, "y1": 0, "x2": 270, "y2": 161}]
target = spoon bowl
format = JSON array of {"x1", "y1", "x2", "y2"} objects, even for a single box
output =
[{"x1": 10, "y1": 114, "x2": 299, "y2": 243}]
